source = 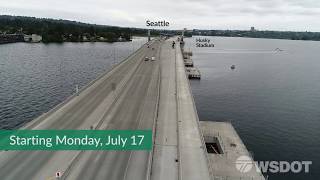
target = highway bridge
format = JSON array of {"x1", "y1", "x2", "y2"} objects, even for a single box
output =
[{"x1": 0, "y1": 38, "x2": 212, "y2": 180}]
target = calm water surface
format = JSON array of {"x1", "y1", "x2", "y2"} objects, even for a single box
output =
[
  {"x1": 0, "y1": 37, "x2": 147, "y2": 129},
  {"x1": 185, "y1": 36, "x2": 320, "y2": 180}
]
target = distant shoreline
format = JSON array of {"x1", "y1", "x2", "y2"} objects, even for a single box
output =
[
  {"x1": 191, "y1": 30, "x2": 320, "y2": 42},
  {"x1": 189, "y1": 35, "x2": 320, "y2": 42},
  {"x1": 0, "y1": 36, "x2": 150, "y2": 45},
  {"x1": 2, "y1": 15, "x2": 320, "y2": 42},
  {"x1": 0, "y1": 36, "x2": 134, "y2": 45}
]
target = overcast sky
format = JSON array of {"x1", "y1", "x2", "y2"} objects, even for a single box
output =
[{"x1": 1, "y1": 0, "x2": 320, "y2": 31}]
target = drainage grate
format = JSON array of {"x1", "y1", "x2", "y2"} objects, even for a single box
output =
[{"x1": 205, "y1": 142, "x2": 222, "y2": 154}]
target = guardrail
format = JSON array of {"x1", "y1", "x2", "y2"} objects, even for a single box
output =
[{"x1": 178, "y1": 41, "x2": 215, "y2": 180}]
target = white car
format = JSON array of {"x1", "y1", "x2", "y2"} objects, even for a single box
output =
[
  {"x1": 151, "y1": 56, "x2": 155, "y2": 61},
  {"x1": 145, "y1": 57, "x2": 149, "y2": 61}
]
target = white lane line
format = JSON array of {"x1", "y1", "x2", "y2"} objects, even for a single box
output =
[{"x1": 123, "y1": 42, "x2": 160, "y2": 180}]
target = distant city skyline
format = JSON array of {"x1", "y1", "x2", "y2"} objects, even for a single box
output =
[{"x1": 1, "y1": 0, "x2": 320, "y2": 32}]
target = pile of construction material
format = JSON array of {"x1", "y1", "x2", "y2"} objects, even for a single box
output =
[
  {"x1": 185, "y1": 67, "x2": 201, "y2": 79},
  {"x1": 182, "y1": 51, "x2": 201, "y2": 79}
]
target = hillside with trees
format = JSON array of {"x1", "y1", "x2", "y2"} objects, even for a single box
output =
[{"x1": 0, "y1": 15, "x2": 148, "y2": 43}]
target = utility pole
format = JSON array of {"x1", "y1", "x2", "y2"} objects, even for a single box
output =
[
  {"x1": 75, "y1": 84, "x2": 79, "y2": 94},
  {"x1": 181, "y1": 28, "x2": 187, "y2": 42},
  {"x1": 113, "y1": 47, "x2": 116, "y2": 66}
]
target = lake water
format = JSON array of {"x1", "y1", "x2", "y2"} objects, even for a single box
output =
[
  {"x1": 0, "y1": 37, "x2": 147, "y2": 129},
  {"x1": 184, "y1": 36, "x2": 320, "y2": 180}
]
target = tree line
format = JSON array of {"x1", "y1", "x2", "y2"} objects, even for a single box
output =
[
  {"x1": 0, "y1": 15, "x2": 148, "y2": 43},
  {"x1": 193, "y1": 29, "x2": 320, "y2": 41}
]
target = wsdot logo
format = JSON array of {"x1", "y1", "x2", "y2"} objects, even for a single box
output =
[
  {"x1": 235, "y1": 155, "x2": 254, "y2": 173},
  {"x1": 235, "y1": 155, "x2": 312, "y2": 174}
]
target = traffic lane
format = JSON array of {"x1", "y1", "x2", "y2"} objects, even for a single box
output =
[
  {"x1": 25, "y1": 44, "x2": 149, "y2": 130},
  {"x1": 151, "y1": 40, "x2": 179, "y2": 180},
  {"x1": 123, "y1": 61, "x2": 160, "y2": 180},
  {"x1": 65, "y1": 43, "x2": 160, "y2": 180}
]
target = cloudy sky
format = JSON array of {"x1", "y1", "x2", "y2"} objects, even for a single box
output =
[{"x1": 1, "y1": 0, "x2": 320, "y2": 31}]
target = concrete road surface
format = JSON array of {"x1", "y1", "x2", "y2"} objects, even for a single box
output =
[{"x1": 0, "y1": 38, "x2": 211, "y2": 180}]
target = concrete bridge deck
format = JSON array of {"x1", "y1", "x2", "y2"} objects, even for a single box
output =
[{"x1": 0, "y1": 38, "x2": 211, "y2": 180}]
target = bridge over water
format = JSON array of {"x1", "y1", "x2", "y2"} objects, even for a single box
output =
[
  {"x1": 0, "y1": 38, "x2": 211, "y2": 180},
  {"x1": 0, "y1": 37, "x2": 265, "y2": 180}
]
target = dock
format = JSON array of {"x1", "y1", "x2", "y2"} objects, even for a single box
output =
[
  {"x1": 0, "y1": 34, "x2": 24, "y2": 44},
  {"x1": 200, "y1": 121, "x2": 265, "y2": 180},
  {"x1": 183, "y1": 51, "x2": 193, "y2": 59},
  {"x1": 183, "y1": 51, "x2": 194, "y2": 67},
  {"x1": 181, "y1": 45, "x2": 201, "y2": 79},
  {"x1": 183, "y1": 58, "x2": 194, "y2": 67},
  {"x1": 186, "y1": 67, "x2": 201, "y2": 79}
]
